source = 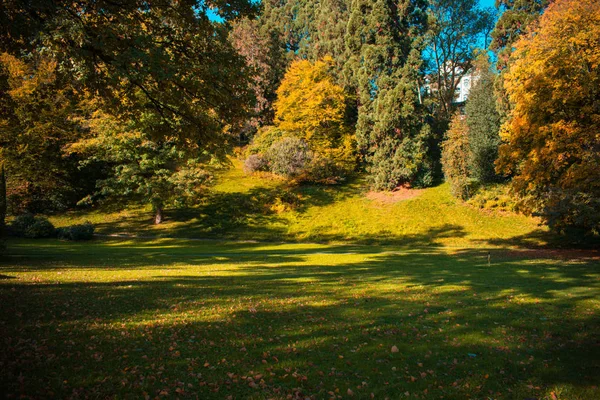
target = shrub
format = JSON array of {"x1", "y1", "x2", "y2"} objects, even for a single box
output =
[
  {"x1": 305, "y1": 156, "x2": 347, "y2": 184},
  {"x1": 57, "y1": 222, "x2": 95, "y2": 241},
  {"x1": 467, "y1": 184, "x2": 518, "y2": 213},
  {"x1": 441, "y1": 114, "x2": 473, "y2": 199},
  {"x1": 11, "y1": 214, "x2": 56, "y2": 238},
  {"x1": 266, "y1": 137, "x2": 313, "y2": 179},
  {"x1": 246, "y1": 126, "x2": 286, "y2": 156},
  {"x1": 243, "y1": 154, "x2": 269, "y2": 174},
  {"x1": 24, "y1": 218, "x2": 56, "y2": 238},
  {"x1": 10, "y1": 213, "x2": 37, "y2": 236}
]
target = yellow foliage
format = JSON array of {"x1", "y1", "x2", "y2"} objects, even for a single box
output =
[
  {"x1": 498, "y1": 0, "x2": 600, "y2": 202},
  {"x1": 274, "y1": 57, "x2": 354, "y2": 160}
]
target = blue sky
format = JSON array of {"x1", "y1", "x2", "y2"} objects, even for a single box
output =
[{"x1": 479, "y1": 0, "x2": 497, "y2": 9}]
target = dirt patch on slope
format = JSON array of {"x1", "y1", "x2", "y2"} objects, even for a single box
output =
[{"x1": 366, "y1": 187, "x2": 424, "y2": 204}]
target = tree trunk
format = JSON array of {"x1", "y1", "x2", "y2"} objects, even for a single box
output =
[
  {"x1": 0, "y1": 164, "x2": 6, "y2": 237},
  {"x1": 154, "y1": 205, "x2": 163, "y2": 225}
]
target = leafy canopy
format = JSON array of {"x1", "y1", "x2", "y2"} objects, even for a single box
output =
[{"x1": 497, "y1": 0, "x2": 600, "y2": 235}]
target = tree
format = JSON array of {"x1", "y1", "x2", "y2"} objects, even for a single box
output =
[
  {"x1": 490, "y1": 0, "x2": 549, "y2": 70},
  {"x1": 465, "y1": 54, "x2": 502, "y2": 184},
  {"x1": 1, "y1": 1, "x2": 256, "y2": 217},
  {"x1": 0, "y1": 163, "x2": 6, "y2": 240},
  {"x1": 69, "y1": 110, "x2": 213, "y2": 224},
  {"x1": 229, "y1": 17, "x2": 287, "y2": 129},
  {"x1": 1, "y1": 0, "x2": 255, "y2": 149},
  {"x1": 497, "y1": 0, "x2": 600, "y2": 236},
  {"x1": 274, "y1": 58, "x2": 354, "y2": 167},
  {"x1": 425, "y1": 0, "x2": 496, "y2": 120},
  {"x1": 0, "y1": 53, "x2": 86, "y2": 213},
  {"x1": 346, "y1": 0, "x2": 432, "y2": 190},
  {"x1": 441, "y1": 113, "x2": 471, "y2": 199}
]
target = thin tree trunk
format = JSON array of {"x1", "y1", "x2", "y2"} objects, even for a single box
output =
[
  {"x1": 0, "y1": 164, "x2": 6, "y2": 238},
  {"x1": 154, "y1": 204, "x2": 164, "y2": 225}
]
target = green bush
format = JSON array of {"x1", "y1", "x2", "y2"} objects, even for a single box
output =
[
  {"x1": 305, "y1": 155, "x2": 348, "y2": 184},
  {"x1": 246, "y1": 126, "x2": 286, "y2": 156},
  {"x1": 10, "y1": 213, "x2": 37, "y2": 236},
  {"x1": 24, "y1": 218, "x2": 56, "y2": 238},
  {"x1": 467, "y1": 184, "x2": 518, "y2": 213},
  {"x1": 11, "y1": 214, "x2": 56, "y2": 238},
  {"x1": 57, "y1": 222, "x2": 95, "y2": 241},
  {"x1": 266, "y1": 137, "x2": 313, "y2": 179}
]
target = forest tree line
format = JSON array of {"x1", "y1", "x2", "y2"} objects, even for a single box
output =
[{"x1": 0, "y1": 0, "x2": 598, "y2": 237}]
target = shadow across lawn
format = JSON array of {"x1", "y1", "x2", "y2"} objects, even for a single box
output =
[{"x1": 1, "y1": 238, "x2": 599, "y2": 399}]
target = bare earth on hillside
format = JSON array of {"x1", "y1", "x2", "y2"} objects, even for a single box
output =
[{"x1": 366, "y1": 186, "x2": 424, "y2": 203}]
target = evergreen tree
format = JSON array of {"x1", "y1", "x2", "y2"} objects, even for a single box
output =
[
  {"x1": 346, "y1": 0, "x2": 431, "y2": 190},
  {"x1": 465, "y1": 55, "x2": 501, "y2": 184}
]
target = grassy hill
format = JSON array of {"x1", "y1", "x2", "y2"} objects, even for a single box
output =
[{"x1": 48, "y1": 159, "x2": 551, "y2": 248}]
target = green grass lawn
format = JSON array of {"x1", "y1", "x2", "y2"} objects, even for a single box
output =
[
  {"x1": 1, "y1": 238, "x2": 599, "y2": 399},
  {"x1": 47, "y1": 160, "x2": 554, "y2": 248}
]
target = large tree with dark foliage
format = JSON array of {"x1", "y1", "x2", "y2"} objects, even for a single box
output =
[
  {"x1": 465, "y1": 54, "x2": 502, "y2": 184},
  {"x1": 346, "y1": 0, "x2": 432, "y2": 190},
  {"x1": 490, "y1": 0, "x2": 549, "y2": 70},
  {"x1": 0, "y1": 0, "x2": 256, "y2": 218}
]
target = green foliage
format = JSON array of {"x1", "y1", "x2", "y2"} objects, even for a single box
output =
[
  {"x1": 246, "y1": 126, "x2": 287, "y2": 156},
  {"x1": 24, "y1": 217, "x2": 56, "y2": 239},
  {"x1": 69, "y1": 112, "x2": 214, "y2": 224},
  {"x1": 10, "y1": 214, "x2": 56, "y2": 238},
  {"x1": 346, "y1": 0, "x2": 432, "y2": 190},
  {"x1": 265, "y1": 137, "x2": 313, "y2": 179},
  {"x1": 465, "y1": 55, "x2": 502, "y2": 184},
  {"x1": 498, "y1": 0, "x2": 600, "y2": 237},
  {"x1": 57, "y1": 222, "x2": 94, "y2": 241},
  {"x1": 441, "y1": 114, "x2": 472, "y2": 200},
  {"x1": 467, "y1": 184, "x2": 518, "y2": 213},
  {"x1": 9, "y1": 213, "x2": 36, "y2": 236}
]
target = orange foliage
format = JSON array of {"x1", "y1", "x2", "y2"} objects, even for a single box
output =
[{"x1": 497, "y1": 0, "x2": 600, "y2": 208}]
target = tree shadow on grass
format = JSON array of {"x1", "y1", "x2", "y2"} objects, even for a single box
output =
[{"x1": 0, "y1": 242, "x2": 599, "y2": 399}]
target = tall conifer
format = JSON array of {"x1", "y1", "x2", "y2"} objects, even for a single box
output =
[{"x1": 346, "y1": 0, "x2": 431, "y2": 190}]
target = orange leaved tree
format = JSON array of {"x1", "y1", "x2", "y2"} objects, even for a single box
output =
[{"x1": 497, "y1": 0, "x2": 600, "y2": 236}]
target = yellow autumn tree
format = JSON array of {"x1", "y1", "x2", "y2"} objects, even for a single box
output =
[
  {"x1": 274, "y1": 57, "x2": 355, "y2": 170},
  {"x1": 497, "y1": 0, "x2": 600, "y2": 235}
]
